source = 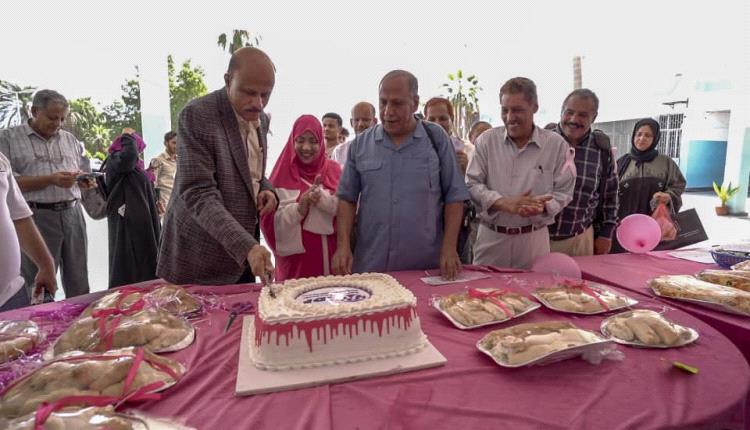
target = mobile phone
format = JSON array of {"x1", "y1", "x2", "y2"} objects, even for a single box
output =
[{"x1": 76, "y1": 172, "x2": 104, "y2": 181}]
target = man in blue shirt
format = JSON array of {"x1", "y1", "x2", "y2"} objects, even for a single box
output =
[{"x1": 333, "y1": 70, "x2": 470, "y2": 279}]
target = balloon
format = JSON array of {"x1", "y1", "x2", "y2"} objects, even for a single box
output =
[
  {"x1": 531, "y1": 252, "x2": 582, "y2": 279},
  {"x1": 616, "y1": 214, "x2": 661, "y2": 254}
]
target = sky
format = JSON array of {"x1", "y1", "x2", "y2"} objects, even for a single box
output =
[{"x1": 2, "y1": 0, "x2": 747, "y2": 164}]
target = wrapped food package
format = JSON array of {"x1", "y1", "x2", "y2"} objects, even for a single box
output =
[
  {"x1": 601, "y1": 310, "x2": 698, "y2": 347},
  {"x1": 650, "y1": 275, "x2": 750, "y2": 316},
  {"x1": 0, "y1": 321, "x2": 42, "y2": 364},
  {"x1": 435, "y1": 288, "x2": 539, "y2": 329},
  {"x1": 81, "y1": 284, "x2": 201, "y2": 318},
  {"x1": 0, "y1": 347, "x2": 185, "y2": 419},
  {"x1": 49, "y1": 309, "x2": 194, "y2": 358},
  {"x1": 477, "y1": 321, "x2": 611, "y2": 367},
  {"x1": 695, "y1": 270, "x2": 750, "y2": 292},
  {"x1": 533, "y1": 281, "x2": 637, "y2": 314},
  {"x1": 731, "y1": 260, "x2": 750, "y2": 271},
  {"x1": 1, "y1": 405, "x2": 196, "y2": 430}
]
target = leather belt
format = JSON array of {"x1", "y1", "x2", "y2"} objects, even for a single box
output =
[
  {"x1": 481, "y1": 221, "x2": 541, "y2": 235},
  {"x1": 28, "y1": 200, "x2": 77, "y2": 211}
]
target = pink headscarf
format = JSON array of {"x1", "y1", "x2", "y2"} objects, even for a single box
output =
[
  {"x1": 108, "y1": 133, "x2": 155, "y2": 182},
  {"x1": 269, "y1": 115, "x2": 341, "y2": 193}
]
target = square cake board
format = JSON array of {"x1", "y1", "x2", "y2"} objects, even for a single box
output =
[{"x1": 236, "y1": 315, "x2": 447, "y2": 396}]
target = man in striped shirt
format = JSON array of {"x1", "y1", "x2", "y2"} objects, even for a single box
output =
[{"x1": 548, "y1": 89, "x2": 619, "y2": 256}]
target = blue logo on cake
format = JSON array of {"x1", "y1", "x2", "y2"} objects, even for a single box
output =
[{"x1": 297, "y1": 286, "x2": 372, "y2": 305}]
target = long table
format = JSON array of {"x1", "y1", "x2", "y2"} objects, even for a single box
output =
[
  {"x1": 573, "y1": 251, "x2": 750, "y2": 362},
  {"x1": 1, "y1": 268, "x2": 748, "y2": 429}
]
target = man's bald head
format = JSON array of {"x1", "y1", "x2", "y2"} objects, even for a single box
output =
[
  {"x1": 226, "y1": 47, "x2": 275, "y2": 76},
  {"x1": 350, "y1": 102, "x2": 377, "y2": 135},
  {"x1": 224, "y1": 47, "x2": 276, "y2": 122}
]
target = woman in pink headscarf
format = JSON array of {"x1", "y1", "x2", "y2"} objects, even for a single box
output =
[{"x1": 260, "y1": 115, "x2": 342, "y2": 281}]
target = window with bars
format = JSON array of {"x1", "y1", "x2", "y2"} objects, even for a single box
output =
[{"x1": 658, "y1": 113, "x2": 683, "y2": 158}]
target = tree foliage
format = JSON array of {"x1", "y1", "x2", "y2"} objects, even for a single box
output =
[
  {"x1": 65, "y1": 97, "x2": 112, "y2": 158},
  {"x1": 0, "y1": 80, "x2": 35, "y2": 128},
  {"x1": 168, "y1": 55, "x2": 208, "y2": 128},
  {"x1": 217, "y1": 30, "x2": 261, "y2": 54},
  {"x1": 102, "y1": 67, "x2": 142, "y2": 135},
  {"x1": 441, "y1": 70, "x2": 482, "y2": 140}
]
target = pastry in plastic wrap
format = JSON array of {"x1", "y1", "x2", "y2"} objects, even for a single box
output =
[
  {"x1": 1, "y1": 405, "x2": 196, "y2": 430},
  {"x1": 533, "y1": 281, "x2": 636, "y2": 314},
  {"x1": 478, "y1": 321, "x2": 608, "y2": 366},
  {"x1": 0, "y1": 321, "x2": 41, "y2": 364},
  {"x1": 650, "y1": 275, "x2": 750, "y2": 316},
  {"x1": 695, "y1": 270, "x2": 750, "y2": 292},
  {"x1": 602, "y1": 310, "x2": 697, "y2": 347},
  {"x1": 81, "y1": 284, "x2": 201, "y2": 318},
  {"x1": 0, "y1": 347, "x2": 184, "y2": 419},
  {"x1": 435, "y1": 288, "x2": 539, "y2": 328},
  {"x1": 50, "y1": 309, "x2": 194, "y2": 357}
]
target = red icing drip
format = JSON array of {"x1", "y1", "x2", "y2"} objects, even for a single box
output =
[{"x1": 254, "y1": 306, "x2": 417, "y2": 353}]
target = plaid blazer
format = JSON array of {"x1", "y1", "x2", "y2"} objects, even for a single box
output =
[{"x1": 157, "y1": 88, "x2": 273, "y2": 284}]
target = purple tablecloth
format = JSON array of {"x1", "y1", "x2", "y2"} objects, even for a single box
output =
[
  {"x1": 1, "y1": 268, "x2": 748, "y2": 429},
  {"x1": 573, "y1": 251, "x2": 750, "y2": 363}
]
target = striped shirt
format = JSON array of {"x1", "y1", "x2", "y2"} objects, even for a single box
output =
[
  {"x1": 548, "y1": 127, "x2": 619, "y2": 240},
  {"x1": 0, "y1": 123, "x2": 90, "y2": 203}
]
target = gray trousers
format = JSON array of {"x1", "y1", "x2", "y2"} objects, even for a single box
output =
[
  {"x1": 473, "y1": 225, "x2": 550, "y2": 269},
  {"x1": 21, "y1": 202, "x2": 90, "y2": 299}
]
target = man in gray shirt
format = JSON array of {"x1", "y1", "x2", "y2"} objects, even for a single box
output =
[
  {"x1": 0, "y1": 90, "x2": 97, "y2": 299},
  {"x1": 333, "y1": 70, "x2": 470, "y2": 279},
  {"x1": 466, "y1": 77, "x2": 575, "y2": 269}
]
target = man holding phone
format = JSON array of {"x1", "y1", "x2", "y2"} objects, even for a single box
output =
[{"x1": 0, "y1": 89, "x2": 98, "y2": 300}]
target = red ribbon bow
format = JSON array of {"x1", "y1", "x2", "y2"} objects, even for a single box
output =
[
  {"x1": 467, "y1": 288, "x2": 513, "y2": 318},
  {"x1": 562, "y1": 280, "x2": 610, "y2": 311}
]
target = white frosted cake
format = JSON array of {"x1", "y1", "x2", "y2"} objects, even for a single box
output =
[{"x1": 250, "y1": 273, "x2": 428, "y2": 370}]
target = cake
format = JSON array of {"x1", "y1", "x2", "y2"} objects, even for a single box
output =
[{"x1": 250, "y1": 273, "x2": 428, "y2": 370}]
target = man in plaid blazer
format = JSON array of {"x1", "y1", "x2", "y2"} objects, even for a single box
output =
[{"x1": 157, "y1": 47, "x2": 278, "y2": 285}]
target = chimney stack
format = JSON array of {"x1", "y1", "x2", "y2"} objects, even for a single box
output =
[{"x1": 573, "y1": 56, "x2": 582, "y2": 89}]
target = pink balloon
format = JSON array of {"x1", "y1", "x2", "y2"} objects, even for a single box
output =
[
  {"x1": 531, "y1": 252, "x2": 582, "y2": 279},
  {"x1": 616, "y1": 214, "x2": 661, "y2": 254}
]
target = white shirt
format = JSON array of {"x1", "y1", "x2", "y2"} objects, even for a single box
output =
[
  {"x1": 330, "y1": 140, "x2": 352, "y2": 166},
  {"x1": 0, "y1": 153, "x2": 33, "y2": 306}
]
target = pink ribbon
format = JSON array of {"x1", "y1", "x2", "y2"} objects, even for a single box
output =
[
  {"x1": 91, "y1": 289, "x2": 146, "y2": 351},
  {"x1": 468, "y1": 288, "x2": 513, "y2": 318},
  {"x1": 561, "y1": 147, "x2": 577, "y2": 178},
  {"x1": 562, "y1": 279, "x2": 610, "y2": 311},
  {"x1": 31, "y1": 347, "x2": 171, "y2": 429}
]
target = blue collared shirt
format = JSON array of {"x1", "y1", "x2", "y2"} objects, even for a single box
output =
[{"x1": 337, "y1": 121, "x2": 470, "y2": 273}]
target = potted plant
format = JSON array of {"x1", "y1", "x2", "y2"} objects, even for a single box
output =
[{"x1": 713, "y1": 181, "x2": 740, "y2": 215}]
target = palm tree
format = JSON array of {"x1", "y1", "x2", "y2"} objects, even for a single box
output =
[
  {"x1": 0, "y1": 80, "x2": 35, "y2": 128},
  {"x1": 217, "y1": 30, "x2": 261, "y2": 54}
]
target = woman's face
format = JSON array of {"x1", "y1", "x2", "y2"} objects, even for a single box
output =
[
  {"x1": 294, "y1": 130, "x2": 320, "y2": 164},
  {"x1": 633, "y1": 125, "x2": 655, "y2": 152},
  {"x1": 425, "y1": 103, "x2": 453, "y2": 136}
]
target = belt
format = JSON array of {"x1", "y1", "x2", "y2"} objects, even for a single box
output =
[
  {"x1": 28, "y1": 200, "x2": 77, "y2": 211},
  {"x1": 481, "y1": 221, "x2": 541, "y2": 235}
]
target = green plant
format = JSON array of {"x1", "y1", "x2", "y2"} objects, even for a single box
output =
[
  {"x1": 217, "y1": 30, "x2": 261, "y2": 54},
  {"x1": 441, "y1": 70, "x2": 482, "y2": 140},
  {"x1": 713, "y1": 181, "x2": 741, "y2": 206},
  {"x1": 0, "y1": 80, "x2": 35, "y2": 128}
]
